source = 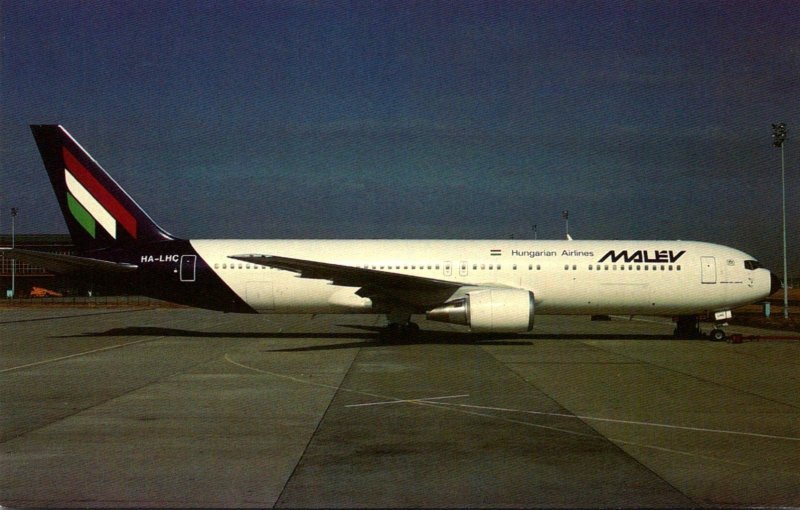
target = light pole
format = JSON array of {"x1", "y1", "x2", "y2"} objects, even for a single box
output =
[
  {"x1": 562, "y1": 210, "x2": 570, "y2": 239},
  {"x1": 10, "y1": 207, "x2": 17, "y2": 299},
  {"x1": 772, "y1": 123, "x2": 789, "y2": 318}
]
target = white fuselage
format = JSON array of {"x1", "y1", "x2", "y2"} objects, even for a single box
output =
[{"x1": 191, "y1": 239, "x2": 773, "y2": 316}]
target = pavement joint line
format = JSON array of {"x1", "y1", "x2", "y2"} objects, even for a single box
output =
[
  {"x1": 578, "y1": 339, "x2": 800, "y2": 411},
  {"x1": 0, "y1": 314, "x2": 201, "y2": 373},
  {"x1": 424, "y1": 400, "x2": 798, "y2": 473},
  {"x1": 0, "y1": 337, "x2": 157, "y2": 373},
  {"x1": 224, "y1": 353, "x2": 800, "y2": 475},
  {"x1": 223, "y1": 354, "x2": 611, "y2": 440},
  {"x1": 345, "y1": 394, "x2": 470, "y2": 407},
  {"x1": 482, "y1": 336, "x2": 800, "y2": 476},
  {"x1": 437, "y1": 402, "x2": 800, "y2": 442},
  {"x1": 273, "y1": 334, "x2": 360, "y2": 508},
  {"x1": 1, "y1": 315, "x2": 235, "y2": 444}
]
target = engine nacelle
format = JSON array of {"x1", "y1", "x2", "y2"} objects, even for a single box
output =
[{"x1": 426, "y1": 288, "x2": 535, "y2": 333}]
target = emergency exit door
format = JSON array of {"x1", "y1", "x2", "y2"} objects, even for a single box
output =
[{"x1": 701, "y1": 256, "x2": 716, "y2": 284}]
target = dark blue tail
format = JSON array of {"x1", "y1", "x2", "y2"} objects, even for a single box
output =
[{"x1": 30, "y1": 125, "x2": 174, "y2": 253}]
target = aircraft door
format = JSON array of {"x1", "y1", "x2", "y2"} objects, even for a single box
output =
[
  {"x1": 444, "y1": 261, "x2": 452, "y2": 277},
  {"x1": 180, "y1": 255, "x2": 196, "y2": 282},
  {"x1": 701, "y1": 256, "x2": 716, "y2": 284},
  {"x1": 459, "y1": 261, "x2": 469, "y2": 277}
]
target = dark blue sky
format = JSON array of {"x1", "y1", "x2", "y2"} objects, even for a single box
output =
[{"x1": 1, "y1": 1, "x2": 798, "y2": 274}]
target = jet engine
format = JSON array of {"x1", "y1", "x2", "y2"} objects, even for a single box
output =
[{"x1": 426, "y1": 288, "x2": 535, "y2": 333}]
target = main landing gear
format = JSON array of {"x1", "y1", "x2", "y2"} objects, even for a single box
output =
[
  {"x1": 674, "y1": 315, "x2": 726, "y2": 341},
  {"x1": 384, "y1": 311, "x2": 420, "y2": 338}
]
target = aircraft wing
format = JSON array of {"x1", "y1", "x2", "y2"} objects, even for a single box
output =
[
  {"x1": 1, "y1": 248, "x2": 138, "y2": 275},
  {"x1": 229, "y1": 254, "x2": 463, "y2": 311}
]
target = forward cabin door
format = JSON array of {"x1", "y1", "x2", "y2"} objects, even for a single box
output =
[{"x1": 701, "y1": 256, "x2": 716, "y2": 284}]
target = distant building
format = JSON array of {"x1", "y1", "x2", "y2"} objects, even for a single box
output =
[{"x1": 0, "y1": 234, "x2": 81, "y2": 297}]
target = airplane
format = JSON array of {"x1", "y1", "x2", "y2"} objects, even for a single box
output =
[{"x1": 5, "y1": 125, "x2": 781, "y2": 341}]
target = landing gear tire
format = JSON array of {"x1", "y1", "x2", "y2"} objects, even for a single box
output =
[
  {"x1": 709, "y1": 328, "x2": 726, "y2": 342},
  {"x1": 383, "y1": 316, "x2": 420, "y2": 339}
]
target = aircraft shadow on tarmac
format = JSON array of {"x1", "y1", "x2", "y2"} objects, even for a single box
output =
[{"x1": 56, "y1": 325, "x2": 677, "y2": 351}]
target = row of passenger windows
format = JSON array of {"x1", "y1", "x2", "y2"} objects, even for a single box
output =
[
  {"x1": 363, "y1": 264, "x2": 541, "y2": 271},
  {"x1": 213, "y1": 262, "x2": 681, "y2": 272},
  {"x1": 214, "y1": 263, "x2": 267, "y2": 270},
  {"x1": 584, "y1": 264, "x2": 681, "y2": 271},
  {"x1": 363, "y1": 264, "x2": 440, "y2": 271}
]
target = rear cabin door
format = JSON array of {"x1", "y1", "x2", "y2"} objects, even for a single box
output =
[
  {"x1": 701, "y1": 256, "x2": 716, "y2": 284},
  {"x1": 180, "y1": 255, "x2": 196, "y2": 282}
]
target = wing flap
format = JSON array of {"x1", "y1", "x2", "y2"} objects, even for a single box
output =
[{"x1": 229, "y1": 254, "x2": 461, "y2": 310}]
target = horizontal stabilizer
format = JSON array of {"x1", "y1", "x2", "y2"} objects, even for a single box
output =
[{"x1": 1, "y1": 248, "x2": 137, "y2": 275}]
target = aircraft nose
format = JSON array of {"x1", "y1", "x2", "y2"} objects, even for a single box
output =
[{"x1": 770, "y1": 272, "x2": 783, "y2": 296}]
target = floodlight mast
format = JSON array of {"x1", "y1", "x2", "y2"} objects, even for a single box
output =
[
  {"x1": 772, "y1": 123, "x2": 789, "y2": 319},
  {"x1": 10, "y1": 207, "x2": 17, "y2": 299}
]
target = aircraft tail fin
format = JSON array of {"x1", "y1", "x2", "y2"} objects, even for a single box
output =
[{"x1": 30, "y1": 125, "x2": 174, "y2": 253}]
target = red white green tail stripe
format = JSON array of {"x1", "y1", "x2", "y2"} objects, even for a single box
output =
[{"x1": 62, "y1": 147, "x2": 137, "y2": 239}]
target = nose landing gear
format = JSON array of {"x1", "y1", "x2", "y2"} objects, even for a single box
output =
[
  {"x1": 708, "y1": 328, "x2": 727, "y2": 342},
  {"x1": 674, "y1": 315, "x2": 727, "y2": 341}
]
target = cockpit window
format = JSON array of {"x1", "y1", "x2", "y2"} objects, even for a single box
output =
[{"x1": 744, "y1": 260, "x2": 761, "y2": 270}]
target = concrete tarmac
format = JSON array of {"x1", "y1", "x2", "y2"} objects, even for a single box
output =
[{"x1": 1, "y1": 308, "x2": 798, "y2": 507}]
